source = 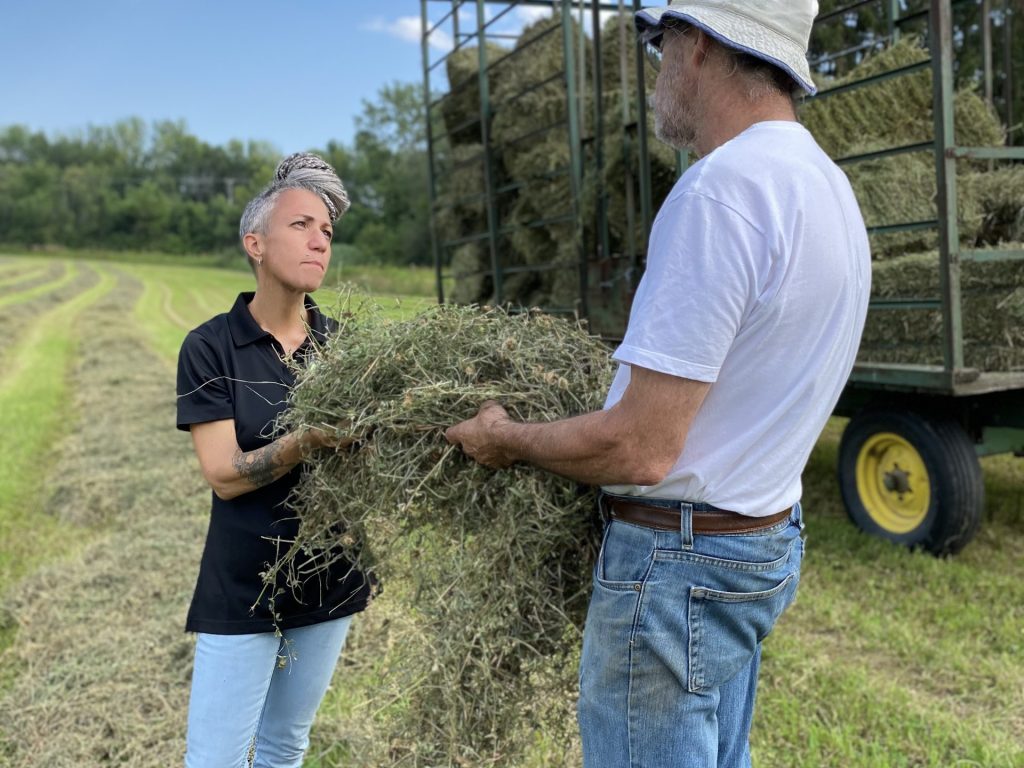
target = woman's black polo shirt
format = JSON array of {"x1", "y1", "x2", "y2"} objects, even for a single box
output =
[{"x1": 176, "y1": 291, "x2": 370, "y2": 635}]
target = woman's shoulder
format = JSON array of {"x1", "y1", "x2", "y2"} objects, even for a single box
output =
[{"x1": 178, "y1": 311, "x2": 233, "y2": 365}]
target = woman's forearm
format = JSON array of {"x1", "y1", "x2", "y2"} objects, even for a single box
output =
[{"x1": 217, "y1": 432, "x2": 306, "y2": 500}]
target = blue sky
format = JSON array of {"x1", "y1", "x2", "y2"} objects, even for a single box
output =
[{"x1": 0, "y1": 0, "x2": 570, "y2": 154}]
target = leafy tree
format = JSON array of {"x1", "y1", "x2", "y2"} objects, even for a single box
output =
[{"x1": 0, "y1": 81, "x2": 433, "y2": 262}]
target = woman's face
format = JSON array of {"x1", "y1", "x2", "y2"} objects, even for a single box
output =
[{"x1": 258, "y1": 187, "x2": 334, "y2": 294}]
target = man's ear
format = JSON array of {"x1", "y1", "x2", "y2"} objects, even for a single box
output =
[{"x1": 691, "y1": 28, "x2": 712, "y2": 65}]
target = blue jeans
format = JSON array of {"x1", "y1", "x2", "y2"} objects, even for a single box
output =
[
  {"x1": 184, "y1": 616, "x2": 353, "y2": 768},
  {"x1": 578, "y1": 499, "x2": 804, "y2": 768}
]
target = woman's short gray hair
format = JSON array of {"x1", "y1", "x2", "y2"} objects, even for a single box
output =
[{"x1": 238, "y1": 152, "x2": 350, "y2": 245}]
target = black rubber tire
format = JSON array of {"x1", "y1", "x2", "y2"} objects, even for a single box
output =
[{"x1": 837, "y1": 408, "x2": 984, "y2": 556}]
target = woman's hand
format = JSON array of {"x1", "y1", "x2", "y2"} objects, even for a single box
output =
[{"x1": 300, "y1": 421, "x2": 357, "y2": 452}]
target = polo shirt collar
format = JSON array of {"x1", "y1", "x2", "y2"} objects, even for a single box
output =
[{"x1": 227, "y1": 292, "x2": 329, "y2": 348}]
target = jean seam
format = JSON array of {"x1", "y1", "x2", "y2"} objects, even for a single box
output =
[
  {"x1": 626, "y1": 554, "x2": 657, "y2": 768},
  {"x1": 654, "y1": 549, "x2": 791, "y2": 572},
  {"x1": 246, "y1": 647, "x2": 282, "y2": 768}
]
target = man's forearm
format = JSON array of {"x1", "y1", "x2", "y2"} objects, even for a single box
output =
[{"x1": 495, "y1": 410, "x2": 665, "y2": 487}]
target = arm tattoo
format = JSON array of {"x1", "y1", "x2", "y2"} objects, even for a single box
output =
[{"x1": 232, "y1": 440, "x2": 287, "y2": 489}]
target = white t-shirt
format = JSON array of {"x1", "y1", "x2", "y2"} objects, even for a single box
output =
[{"x1": 603, "y1": 121, "x2": 871, "y2": 515}]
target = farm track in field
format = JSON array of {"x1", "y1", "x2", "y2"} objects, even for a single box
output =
[
  {"x1": 0, "y1": 262, "x2": 102, "y2": 367},
  {"x1": 0, "y1": 267, "x2": 206, "y2": 766}
]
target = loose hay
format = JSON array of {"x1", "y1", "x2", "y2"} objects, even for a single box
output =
[{"x1": 269, "y1": 297, "x2": 615, "y2": 766}]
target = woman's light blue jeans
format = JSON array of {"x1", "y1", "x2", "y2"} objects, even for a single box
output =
[
  {"x1": 184, "y1": 615, "x2": 353, "y2": 768},
  {"x1": 578, "y1": 499, "x2": 804, "y2": 768}
]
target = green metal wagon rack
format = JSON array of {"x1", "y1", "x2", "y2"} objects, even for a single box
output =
[{"x1": 421, "y1": 0, "x2": 1024, "y2": 555}]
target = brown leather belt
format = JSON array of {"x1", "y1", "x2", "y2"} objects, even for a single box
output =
[{"x1": 605, "y1": 496, "x2": 793, "y2": 535}]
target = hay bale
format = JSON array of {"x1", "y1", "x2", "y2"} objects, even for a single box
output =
[
  {"x1": 434, "y1": 143, "x2": 487, "y2": 245},
  {"x1": 800, "y1": 37, "x2": 1004, "y2": 159},
  {"x1": 447, "y1": 242, "x2": 491, "y2": 305},
  {"x1": 489, "y1": 18, "x2": 584, "y2": 307},
  {"x1": 272, "y1": 298, "x2": 615, "y2": 765},
  {"x1": 961, "y1": 165, "x2": 1024, "y2": 245},
  {"x1": 600, "y1": 12, "x2": 647, "y2": 99},
  {"x1": 845, "y1": 154, "x2": 993, "y2": 258},
  {"x1": 441, "y1": 44, "x2": 506, "y2": 146},
  {"x1": 859, "y1": 246, "x2": 1024, "y2": 371},
  {"x1": 600, "y1": 90, "x2": 679, "y2": 254}
]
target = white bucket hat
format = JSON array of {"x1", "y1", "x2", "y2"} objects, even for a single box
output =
[{"x1": 635, "y1": 0, "x2": 819, "y2": 95}]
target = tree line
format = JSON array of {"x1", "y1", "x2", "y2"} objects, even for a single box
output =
[{"x1": 0, "y1": 83, "x2": 431, "y2": 266}]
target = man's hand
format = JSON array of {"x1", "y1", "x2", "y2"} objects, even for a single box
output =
[{"x1": 445, "y1": 400, "x2": 516, "y2": 469}]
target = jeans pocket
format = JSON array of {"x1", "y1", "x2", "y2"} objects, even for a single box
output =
[
  {"x1": 595, "y1": 521, "x2": 656, "y2": 591},
  {"x1": 687, "y1": 573, "x2": 796, "y2": 693}
]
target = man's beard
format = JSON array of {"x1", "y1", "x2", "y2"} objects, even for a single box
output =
[{"x1": 652, "y1": 91, "x2": 699, "y2": 153}]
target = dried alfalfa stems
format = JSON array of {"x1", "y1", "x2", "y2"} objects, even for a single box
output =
[{"x1": 267, "y1": 293, "x2": 613, "y2": 765}]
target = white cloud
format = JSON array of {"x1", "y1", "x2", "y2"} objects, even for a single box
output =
[{"x1": 363, "y1": 16, "x2": 454, "y2": 52}]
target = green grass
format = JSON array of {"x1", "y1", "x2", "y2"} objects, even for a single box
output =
[
  {"x1": 117, "y1": 260, "x2": 434, "y2": 363},
  {"x1": 750, "y1": 419, "x2": 1024, "y2": 767},
  {"x1": 0, "y1": 251, "x2": 1021, "y2": 766},
  {"x1": 0, "y1": 263, "x2": 115, "y2": 617}
]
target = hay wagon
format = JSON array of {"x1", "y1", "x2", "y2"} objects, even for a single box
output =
[{"x1": 419, "y1": 0, "x2": 1024, "y2": 555}]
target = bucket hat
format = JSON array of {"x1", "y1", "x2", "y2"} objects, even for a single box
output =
[{"x1": 635, "y1": 0, "x2": 819, "y2": 94}]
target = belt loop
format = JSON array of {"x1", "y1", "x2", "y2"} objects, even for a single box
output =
[{"x1": 679, "y1": 502, "x2": 694, "y2": 549}]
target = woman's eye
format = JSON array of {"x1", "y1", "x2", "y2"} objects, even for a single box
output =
[
  {"x1": 293, "y1": 220, "x2": 306, "y2": 228},
  {"x1": 323, "y1": 230, "x2": 333, "y2": 241}
]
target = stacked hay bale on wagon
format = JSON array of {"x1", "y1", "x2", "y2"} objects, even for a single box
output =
[
  {"x1": 271, "y1": 299, "x2": 614, "y2": 766},
  {"x1": 858, "y1": 250, "x2": 1024, "y2": 371},
  {"x1": 801, "y1": 37, "x2": 1024, "y2": 371},
  {"x1": 801, "y1": 37, "x2": 1008, "y2": 257},
  {"x1": 490, "y1": 16, "x2": 592, "y2": 309},
  {"x1": 436, "y1": 44, "x2": 506, "y2": 305},
  {"x1": 435, "y1": 17, "x2": 592, "y2": 310},
  {"x1": 597, "y1": 13, "x2": 679, "y2": 258}
]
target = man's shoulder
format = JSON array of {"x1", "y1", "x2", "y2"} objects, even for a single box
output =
[
  {"x1": 703, "y1": 123, "x2": 824, "y2": 178},
  {"x1": 671, "y1": 123, "x2": 845, "y2": 218}
]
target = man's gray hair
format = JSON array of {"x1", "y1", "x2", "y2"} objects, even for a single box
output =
[{"x1": 239, "y1": 152, "x2": 350, "y2": 246}]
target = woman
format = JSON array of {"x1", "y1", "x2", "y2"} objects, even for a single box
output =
[{"x1": 176, "y1": 153, "x2": 370, "y2": 767}]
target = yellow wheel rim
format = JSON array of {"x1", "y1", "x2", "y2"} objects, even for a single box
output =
[{"x1": 855, "y1": 432, "x2": 931, "y2": 534}]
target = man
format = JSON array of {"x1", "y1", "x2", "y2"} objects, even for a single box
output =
[{"x1": 445, "y1": 1, "x2": 870, "y2": 765}]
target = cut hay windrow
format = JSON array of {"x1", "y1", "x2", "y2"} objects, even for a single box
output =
[{"x1": 270, "y1": 296, "x2": 614, "y2": 765}]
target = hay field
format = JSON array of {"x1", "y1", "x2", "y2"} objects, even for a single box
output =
[{"x1": 0, "y1": 253, "x2": 1021, "y2": 767}]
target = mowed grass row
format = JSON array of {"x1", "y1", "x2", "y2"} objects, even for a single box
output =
[
  {"x1": 0, "y1": 262, "x2": 51, "y2": 290},
  {"x1": 0, "y1": 268, "x2": 206, "y2": 765},
  {"x1": 0, "y1": 262, "x2": 104, "y2": 364},
  {"x1": 0, "y1": 261, "x2": 116, "y2": 614},
  {"x1": 0, "y1": 253, "x2": 1022, "y2": 766},
  {"x1": 0, "y1": 259, "x2": 79, "y2": 309}
]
